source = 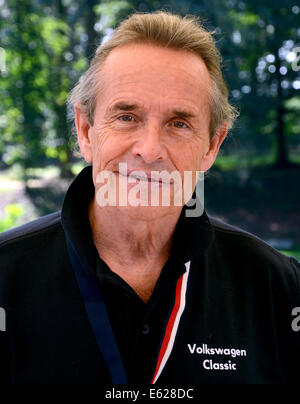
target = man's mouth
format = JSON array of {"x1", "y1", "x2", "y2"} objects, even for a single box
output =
[{"x1": 117, "y1": 171, "x2": 169, "y2": 184}]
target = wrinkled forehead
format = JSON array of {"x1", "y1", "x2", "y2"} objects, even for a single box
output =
[{"x1": 96, "y1": 43, "x2": 212, "y2": 108}]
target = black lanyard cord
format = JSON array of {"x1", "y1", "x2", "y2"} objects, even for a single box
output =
[{"x1": 66, "y1": 236, "x2": 128, "y2": 384}]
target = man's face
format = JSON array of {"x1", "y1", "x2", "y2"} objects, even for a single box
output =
[{"x1": 76, "y1": 43, "x2": 227, "y2": 219}]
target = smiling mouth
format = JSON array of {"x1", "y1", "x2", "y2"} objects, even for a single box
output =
[
  {"x1": 118, "y1": 171, "x2": 163, "y2": 183},
  {"x1": 116, "y1": 171, "x2": 178, "y2": 186}
]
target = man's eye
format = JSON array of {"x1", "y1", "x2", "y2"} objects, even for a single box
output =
[
  {"x1": 118, "y1": 115, "x2": 135, "y2": 122},
  {"x1": 172, "y1": 121, "x2": 188, "y2": 129}
]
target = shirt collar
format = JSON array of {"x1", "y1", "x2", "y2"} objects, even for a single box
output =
[
  {"x1": 61, "y1": 165, "x2": 215, "y2": 274},
  {"x1": 171, "y1": 201, "x2": 215, "y2": 263},
  {"x1": 61, "y1": 165, "x2": 98, "y2": 275}
]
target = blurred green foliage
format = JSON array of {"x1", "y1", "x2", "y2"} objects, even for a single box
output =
[
  {"x1": 0, "y1": 204, "x2": 24, "y2": 232},
  {"x1": 0, "y1": 0, "x2": 299, "y2": 177}
]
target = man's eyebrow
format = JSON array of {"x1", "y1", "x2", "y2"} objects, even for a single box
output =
[
  {"x1": 107, "y1": 102, "x2": 141, "y2": 114},
  {"x1": 106, "y1": 102, "x2": 197, "y2": 119},
  {"x1": 171, "y1": 109, "x2": 197, "y2": 119}
]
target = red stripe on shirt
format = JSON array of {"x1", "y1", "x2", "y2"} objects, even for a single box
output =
[{"x1": 150, "y1": 275, "x2": 183, "y2": 383}]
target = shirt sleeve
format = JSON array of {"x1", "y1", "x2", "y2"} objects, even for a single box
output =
[
  {"x1": 287, "y1": 257, "x2": 300, "y2": 383},
  {"x1": 0, "y1": 326, "x2": 11, "y2": 384}
]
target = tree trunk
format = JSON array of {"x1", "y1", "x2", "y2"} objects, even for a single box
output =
[
  {"x1": 54, "y1": 0, "x2": 74, "y2": 179},
  {"x1": 85, "y1": 0, "x2": 99, "y2": 60},
  {"x1": 15, "y1": 0, "x2": 31, "y2": 184},
  {"x1": 272, "y1": 55, "x2": 291, "y2": 169}
]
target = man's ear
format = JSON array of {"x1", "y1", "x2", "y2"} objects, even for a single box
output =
[
  {"x1": 74, "y1": 103, "x2": 93, "y2": 163},
  {"x1": 200, "y1": 123, "x2": 228, "y2": 172}
]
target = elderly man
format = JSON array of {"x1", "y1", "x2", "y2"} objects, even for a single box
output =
[{"x1": 0, "y1": 12, "x2": 299, "y2": 385}]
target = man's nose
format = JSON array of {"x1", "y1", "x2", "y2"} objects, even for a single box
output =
[{"x1": 131, "y1": 122, "x2": 167, "y2": 164}]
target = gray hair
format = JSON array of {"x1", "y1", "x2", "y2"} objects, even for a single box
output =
[{"x1": 67, "y1": 11, "x2": 238, "y2": 143}]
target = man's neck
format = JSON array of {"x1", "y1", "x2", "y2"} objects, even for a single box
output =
[{"x1": 88, "y1": 199, "x2": 182, "y2": 302}]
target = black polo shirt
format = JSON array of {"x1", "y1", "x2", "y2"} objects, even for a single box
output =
[
  {"x1": 0, "y1": 166, "x2": 299, "y2": 384},
  {"x1": 61, "y1": 166, "x2": 214, "y2": 383}
]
